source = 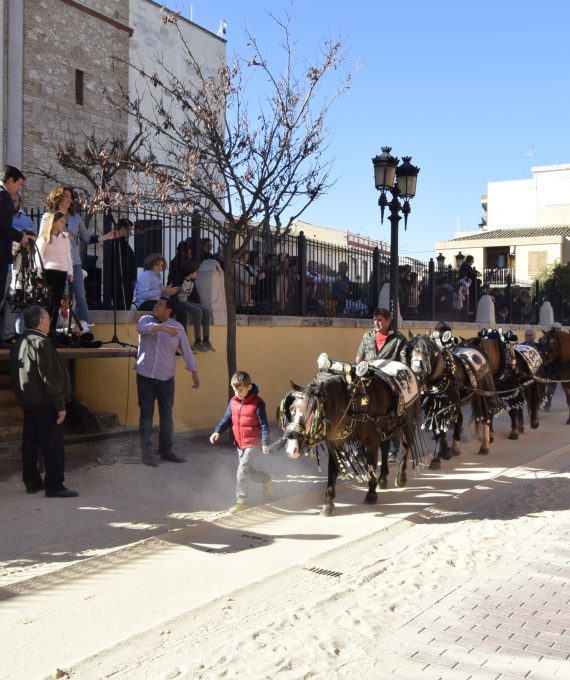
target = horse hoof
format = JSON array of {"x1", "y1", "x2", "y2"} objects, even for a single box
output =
[
  {"x1": 440, "y1": 449, "x2": 452, "y2": 460},
  {"x1": 489, "y1": 435, "x2": 495, "y2": 443},
  {"x1": 452, "y1": 448, "x2": 461, "y2": 457},
  {"x1": 379, "y1": 478, "x2": 388, "y2": 490},
  {"x1": 364, "y1": 492, "x2": 378, "y2": 504},
  {"x1": 395, "y1": 476, "x2": 407, "y2": 488},
  {"x1": 429, "y1": 458, "x2": 441, "y2": 470},
  {"x1": 508, "y1": 432, "x2": 519, "y2": 440},
  {"x1": 320, "y1": 504, "x2": 335, "y2": 517},
  {"x1": 478, "y1": 447, "x2": 490, "y2": 455},
  {"x1": 531, "y1": 420, "x2": 539, "y2": 429},
  {"x1": 517, "y1": 426, "x2": 525, "y2": 434}
]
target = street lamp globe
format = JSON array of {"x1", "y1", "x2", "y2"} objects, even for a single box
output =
[
  {"x1": 371, "y1": 146, "x2": 419, "y2": 331},
  {"x1": 372, "y1": 146, "x2": 398, "y2": 192},
  {"x1": 396, "y1": 156, "x2": 420, "y2": 199}
]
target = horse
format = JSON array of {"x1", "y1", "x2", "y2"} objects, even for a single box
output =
[
  {"x1": 462, "y1": 330, "x2": 542, "y2": 439},
  {"x1": 539, "y1": 327, "x2": 570, "y2": 423},
  {"x1": 407, "y1": 333, "x2": 499, "y2": 468},
  {"x1": 278, "y1": 354, "x2": 421, "y2": 516}
]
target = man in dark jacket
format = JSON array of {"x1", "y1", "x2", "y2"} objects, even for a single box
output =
[
  {"x1": 111, "y1": 218, "x2": 136, "y2": 310},
  {"x1": 355, "y1": 307, "x2": 407, "y2": 364},
  {"x1": 10, "y1": 305, "x2": 77, "y2": 497},
  {"x1": 355, "y1": 307, "x2": 408, "y2": 462},
  {"x1": 0, "y1": 166, "x2": 32, "y2": 343}
]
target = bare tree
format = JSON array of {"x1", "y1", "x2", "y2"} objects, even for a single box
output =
[{"x1": 67, "y1": 9, "x2": 354, "y2": 383}]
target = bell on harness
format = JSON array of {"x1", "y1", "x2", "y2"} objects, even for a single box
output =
[
  {"x1": 431, "y1": 329, "x2": 456, "y2": 350},
  {"x1": 317, "y1": 353, "x2": 353, "y2": 382}
]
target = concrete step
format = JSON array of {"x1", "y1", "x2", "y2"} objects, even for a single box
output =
[{"x1": 0, "y1": 405, "x2": 24, "y2": 423}]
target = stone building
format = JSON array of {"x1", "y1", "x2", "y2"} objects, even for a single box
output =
[{"x1": 1, "y1": 0, "x2": 131, "y2": 207}]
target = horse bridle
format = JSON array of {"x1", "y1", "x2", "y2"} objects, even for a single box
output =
[{"x1": 280, "y1": 376, "x2": 359, "y2": 451}]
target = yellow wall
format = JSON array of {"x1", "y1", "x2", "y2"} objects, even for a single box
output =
[{"x1": 74, "y1": 319, "x2": 544, "y2": 432}]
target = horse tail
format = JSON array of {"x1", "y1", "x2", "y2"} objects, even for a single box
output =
[{"x1": 403, "y1": 398, "x2": 429, "y2": 470}]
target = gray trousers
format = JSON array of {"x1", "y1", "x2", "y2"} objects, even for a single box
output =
[
  {"x1": 176, "y1": 300, "x2": 211, "y2": 340},
  {"x1": 236, "y1": 447, "x2": 269, "y2": 501}
]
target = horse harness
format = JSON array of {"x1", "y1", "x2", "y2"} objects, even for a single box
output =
[{"x1": 279, "y1": 359, "x2": 421, "y2": 482}]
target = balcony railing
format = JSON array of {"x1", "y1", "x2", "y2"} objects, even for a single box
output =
[{"x1": 482, "y1": 267, "x2": 516, "y2": 285}]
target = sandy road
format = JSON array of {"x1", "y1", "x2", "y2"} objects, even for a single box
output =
[{"x1": 2, "y1": 396, "x2": 570, "y2": 679}]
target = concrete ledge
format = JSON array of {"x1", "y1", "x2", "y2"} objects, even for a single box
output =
[{"x1": 89, "y1": 310, "x2": 564, "y2": 333}]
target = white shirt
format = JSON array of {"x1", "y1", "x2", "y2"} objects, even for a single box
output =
[{"x1": 36, "y1": 232, "x2": 73, "y2": 276}]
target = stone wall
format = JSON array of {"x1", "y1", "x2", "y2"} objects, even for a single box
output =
[{"x1": 21, "y1": 0, "x2": 130, "y2": 207}]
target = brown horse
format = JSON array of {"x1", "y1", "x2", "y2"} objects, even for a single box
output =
[
  {"x1": 279, "y1": 358, "x2": 421, "y2": 516},
  {"x1": 539, "y1": 328, "x2": 570, "y2": 423},
  {"x1": 407, "y1": 333, "x2": 498, "y2": 468},
  {"x1": 462, "y1": 331, "x2": 542, "y2": 439}
]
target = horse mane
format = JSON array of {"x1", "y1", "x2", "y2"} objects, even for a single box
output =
[
  {"x1": 409, "y1": 333, "x2": 434, "y2": 356},
  {"x1": 553, "y1": 328, "x2": 570, "y2": 347},
  {"x1": 312, "y1": 373, "x2": 351, "y2": 430}
]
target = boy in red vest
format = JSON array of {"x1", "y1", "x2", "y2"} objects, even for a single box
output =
[{"x1": 210, "y1": 370, "x2": 271, "y2": 513}]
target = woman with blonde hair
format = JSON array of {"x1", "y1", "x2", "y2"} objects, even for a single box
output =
[
  {"x1": 41, "y1": 185, "x2": 116, "y2": 323},
  {"x1": 36, "y1": 211, "x2": 73, "y2": 332}
]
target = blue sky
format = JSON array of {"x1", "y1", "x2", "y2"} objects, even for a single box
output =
[{"x1": 162, "y1": 1, "x2": 570, "y2": 259}]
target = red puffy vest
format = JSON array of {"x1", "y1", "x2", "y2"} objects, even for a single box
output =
[{"x1": 230, "y1": 392, "x2": 264, "y2": 449}]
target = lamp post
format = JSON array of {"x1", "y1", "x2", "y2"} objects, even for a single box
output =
[
  {"x1": 436, "y1": 252, "x2": 446, "y2": 271},
  {"x1": 455, "y1": 251, "x2": 465, "y2": 270},
  {"x1": 372, "y1": 146, "x2": 420, "y2": 331}
]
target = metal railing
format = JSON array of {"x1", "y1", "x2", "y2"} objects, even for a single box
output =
[{"x1": 25, "y1": 206, "x2": 555, "y2": 324}]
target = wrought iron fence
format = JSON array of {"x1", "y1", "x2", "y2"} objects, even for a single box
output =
[{"x1": 25, "y1": 206, "x2": 551, "y2": 324}]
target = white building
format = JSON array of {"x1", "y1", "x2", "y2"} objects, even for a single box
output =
[
  {"x1": 128, "y1": 0, "x2": 226, "y2": 155},
  {"x1": 436, "y1": 164, "x2": 570, "y2": 286}
]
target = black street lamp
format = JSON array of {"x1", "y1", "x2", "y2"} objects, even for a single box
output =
[
  {"x1": 455, "y1": 251, "x2": 465, "y2": 269},
  {"x1": 372, "y1": 146, "x2": 420, "y2": 330},
  {"x1": 436, "y1": 252, "x2": 446, "y2": 271}
]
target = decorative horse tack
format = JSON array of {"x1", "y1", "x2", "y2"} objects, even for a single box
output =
[
  {"x1": 355, "y1": 360, "x2": 420, "y2": 418},
  {"x1": 280, "y1": 354, "x2": 423, "y2": 513},
  {"x1": 514, "y1": 344, "x2": 542, "y2": 375},
  {"x1": 462, "y1": 331, "x2": 542, "y2": 439},
  {"x1": 408, "y1": 333, "x2": 498, "y2": 465},
  {"x1": 454, "y1": 346, "x2": 494, "y2": 390}
]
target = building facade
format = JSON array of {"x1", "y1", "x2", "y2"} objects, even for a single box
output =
[
  {"x1": 0, "y1": 0, "x2": 225, "y2": 210},
  {"x1": 436, "y1": 164, "x2": 570, "y2": 285},
  {"x1": 1, "y1": 0, "x2": 131, "y2": 206}
]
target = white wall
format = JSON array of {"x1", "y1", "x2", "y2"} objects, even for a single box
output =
[
  {"x1": 128, "y1": 0, "x2": 226, "y2": 160},
  {"x1": 486, "y1": 164, "x2": 570, "y2": 229},
  {"x1": 486, "y1": 178, "x2": 536, "y2": 229}
]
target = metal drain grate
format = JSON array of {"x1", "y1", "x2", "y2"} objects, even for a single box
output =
[{"x1": 304, "y1": 566, "x2": 343, "y2": 578}]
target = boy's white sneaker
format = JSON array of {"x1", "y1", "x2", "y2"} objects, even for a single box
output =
[{"x1": 229, "y1": 500, "x2": 247, "y2": 514}]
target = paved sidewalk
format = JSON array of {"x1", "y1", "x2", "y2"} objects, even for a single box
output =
[
  {"x1": 2, "y1": 403, "x2": 570, "y2": 679},
  {"x1": 352, "y1": 444, "x2": 570, "y2": 679}
]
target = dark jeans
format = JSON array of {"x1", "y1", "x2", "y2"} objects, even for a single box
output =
[
  {"x1": 44, "y1": 269, "x2": 68, "y2": 333},
  {"x1": 22, "y1": 405, "x2": 65, "y2": 493},
  {"x1": 136, "y1": 373, "x2": 175, "y2": 459}
]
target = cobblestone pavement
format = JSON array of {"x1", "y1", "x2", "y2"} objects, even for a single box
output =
[{"x1": 382, "y1": 506, "x2": 570, "y2": 679}]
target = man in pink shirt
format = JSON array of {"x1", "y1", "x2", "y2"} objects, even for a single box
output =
[{"x1": 135, "y1": 298, "x2": 200, "y2": 466}]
